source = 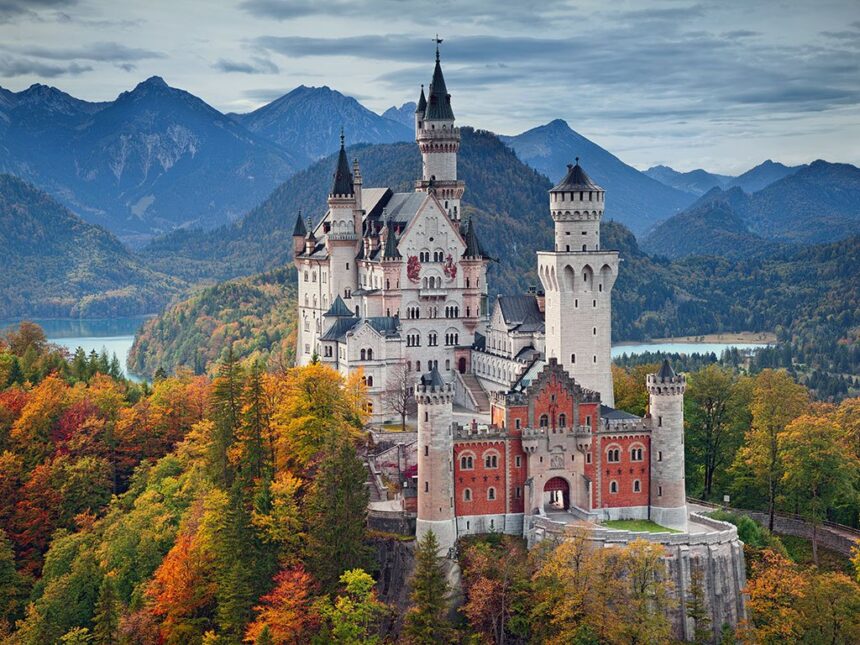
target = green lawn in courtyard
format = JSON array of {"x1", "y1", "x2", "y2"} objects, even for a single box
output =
[{"x1": 602, "y1": 519, "x2": 680, "y2": 533}]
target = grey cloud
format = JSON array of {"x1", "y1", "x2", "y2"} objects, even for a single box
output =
[
  {"x1": 721, "y1": 30, "x2": 759, "y2": 39},
  {"x1": 0, "y1": 55, "x2": 91, "y2": 77},
  {"x1": 0, "y1": 0, "x2": 75, "y2": 22},
  {"x1": 115, "y1": 62, "x2": 136, "y2": 72},
  {"x1": 214, "y1": 56, "x2": 279, "y2": 74},
  {"x1": 242, "y1": 87, "x2": 290, "y2": 102},
  {"x1": 6, "y1": 41, "x2": 164, "y2": 62}
]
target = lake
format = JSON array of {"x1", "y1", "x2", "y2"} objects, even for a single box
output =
[
  {"x1": 0, "y1": 317, "x2": 150, "y2": 380},
  {"x1": 611, "y1": 341, "x2": 770, "y2": 358},
  {"x1": 1, "y1": 316, "x2": 770, "y2": 379}
]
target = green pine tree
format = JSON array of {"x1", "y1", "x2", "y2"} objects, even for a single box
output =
[
  {"x1": 240, "y1": 361, "x2": 268, "y2": 482},
  {"x1": 403, "y1": 530, "x2": 452, "y2": 644},
  {"x1": 304, "y1": 438, "x2": 372, "y2": 592},
  {"x1": 93, "y1": 573, "x2": 119, "y2": 645},
  {"x1": 209, "y1": 346, "x2": 244, "y2": 488},
  {"x1": 0, "y1": 529, "x2": 24, "y2": 632},
  {"x1": 255, "y1": 625, "x2": 274, "y2": 645},
  {"x1": 686, "y1": 562, "x2": 712, "y2": 645}
]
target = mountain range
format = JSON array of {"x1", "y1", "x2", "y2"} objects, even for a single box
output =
[
  {"x1": 643, "y1": 160, "x2": 860, "y2": 258},
  {"x1": 644, "y1": 160, "x2": 803, "y2": 196},
  {"x1": 500, "y1": 119, "x2": 697, "y2": 234}
]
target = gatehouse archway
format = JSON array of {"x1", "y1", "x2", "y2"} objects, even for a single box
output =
[{"x1": 544, "y1": 476, "x2": 570, "y2": 511}]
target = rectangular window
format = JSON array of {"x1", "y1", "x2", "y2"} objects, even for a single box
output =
[
  {"x1": 424, "y1": 446, "x2": 429, "y2": 456},
  {"x1": 586, "y1": 453, "x2": 592, "y2": 463},
  {"x1": 658, "y1": 451, "x2": 663, "y2": 462},
  {"x1": 516, "y1": 487, "x2": 521, "y2": 498},
  {"x1": 425, "y1": 481, "x2": 429, "y2": 492},
  {"x1": 658, "y1": 486, "x2": 663, "y2": 497},
  {"x1": 585, "y1": 415, "x2": 591, "y2": 427},
  {"x1": 658, "y1": 416, "x2": 663, "y2": 427},
  {"x1": 515, "y1": 418, "x2": 521, "y2": 429},
  {"x1": 515, "y1": 455, "x2": 521, "y2": 467}
]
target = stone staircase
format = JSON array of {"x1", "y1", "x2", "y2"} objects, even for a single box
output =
[
  {"x1": 366, "y1": 460, "x2": 386, "y2": 503},
  {"x1": 460, "y1": 372, "x2": 491, "y2": 413}
]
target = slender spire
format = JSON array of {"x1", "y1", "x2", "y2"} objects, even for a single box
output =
[
  {"x1": 383, "y1": 216, "x2": 401, "y2": 259},
  {"x1": 415, "y1": 84, "x2": 427, "y2": 113},
  {"x1": 462, "y1": 217, "x2": 484, "y2": 258},
  {"x1": 657, "y1": 359, "x2": 676, "y2": 381},
  {"x1": 292, "y1": 210, "x2": 306, "y2": 237},
  {"x1": 330, "y1": 129, "x2": 354, "y2": 196},
  {"x1": 424, "y1": 37, "x2": 454, "y2": 121},
  {"x1": 305, "y1": 216, "x2": 315, "y2": 240}
]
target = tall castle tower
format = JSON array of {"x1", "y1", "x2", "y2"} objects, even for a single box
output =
[
  {"x1": 414, "y1": 42, "x2": 464, "y2": 222},
  {"x1": 537, "y1": 160, "x2": 618, "y2": 405},
  {"x1": 647, "y1": 360, "x2": 688, "y2": 531},
  {"x1": 326, "y1": 133, "x2": 360, "y2": 305},
  {"x1": 415, "y1": 368, "x2": 456, "y2": 553}
]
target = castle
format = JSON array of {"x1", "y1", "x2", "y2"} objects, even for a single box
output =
[{"x1": 295, "y1": 45, "x2": 688, "y2": 544}]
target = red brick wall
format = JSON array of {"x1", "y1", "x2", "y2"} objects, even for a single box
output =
[
  {"x1": 597, "y1": 434, "x2": 651, "y2": 508},
  {"x1": 530, "y1": 375, "x2": 576, "y2": 429},
  {"x1": 453, "y1": 440, "x2": 507, "y2": 517},
  {"x1": 508, "y1": 437, "x2": 527, "y2": 513}
]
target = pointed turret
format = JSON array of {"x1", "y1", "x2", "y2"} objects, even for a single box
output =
[
  {"x1": 330, "y1": 131, "x2": 354, "y2": 197},
  {"x1": 292, "y1": 211, "x2": 306, "y2": 256},
  {"x1": 416, "y1": 84, "x2": 427, "y2": 114},
  {"x1": 424, "y1": 47, "x2": 454, "y2": 121},
  {"x1": 551, "y1": 157, "x2": 602, "y2": 193},
  {"x1": 462, "y1": 217, "x2": 484, "y2": 259},
  {"x1": 324, "y1": 295, "x2": 355, "y2": 318},
  {"x1": 383, "y1": 219, "x2": 401, "y2": 260},
  {"x1": 657, "y1": 359, "x2": 676, "y2": 381}
]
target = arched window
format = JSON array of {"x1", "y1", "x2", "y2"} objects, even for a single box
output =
[
  {"x1": 367, "y1": 348, "x2": 373, "y2": 360},
  {"x1": 558, "y1": 413, "x2": 567, "y2": 428},
  {"x1": 460, "y1": 454, "x2": 474, "y2": 470},
  {"x1": 487, "y1": 487, "x2": 496, "y2": 501},
  {"x1": 366, "y1": 376, "x2": 373, "y2": 387},
  {"x1": 539, "y1": 414, "x2": 549, "y2": 427},
  {"x1": 606, "y1": 446, "x2": 621, "y2": 463},
  {"x1": 633, "y1": 480, "x2": 641, "y2": 493},
  {"x1": 610, "y1": 481, "x2": 618, "y2": 494},
  {"x1": 360, "y1": 349, "x2": 366, "y2": 360},
  {"x1": 484, "y1": 452, "x2": 499, "y2": 469},
  {"x1": 630, "y1": 446, "x2": 644, "y2": 462},
  {"x1": 463, "y1": 488, "x2": 472, "y2": 501}
]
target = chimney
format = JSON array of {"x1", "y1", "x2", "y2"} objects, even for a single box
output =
[{"x1": 536, "y1": 289, "x2": 546, "y2": 313}]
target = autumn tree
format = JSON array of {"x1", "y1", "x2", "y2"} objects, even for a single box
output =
[
  {"x1": 403, "y1": 530, "x2": 452, "y2": 644},
  {"x1": 382, "y1": 361, "x2": 416, "y2": 431},
  {"x1": 732, "y1": 369, "x2": 808, "y2": 530},
  {"x1": 270, "y1": 363, "x2": 365, "y2": 472},
  {"x1": 209, "y1": 346, "x2": 244, "y2": 488},
  {"x1": 613, "y1": 539, "x2": 674, "y2": 644},
  {"x1": 318, "y1": 569, "x2": 388, "y2": 645},
  {"x1": 0, "y1": 528, "x2": 24, "y2": 634},
  {"x1": 612, "y1": 364, "x2": 658, "y2": 417},
  {"x1": 461, "y1": 535, "x2": 531, "y2": 644},
  {"x1": 244, "y1": 565, "x2": 321, "y2": 644},
  {"x1": 685, "y1": 366, "x2": 751, "y2": 499},
  {"x1": 303, "y1": 438, "x2": 372, "y2": 592},
  {"x1": 796, "y1": 572, "x2": 860, "y2": 643},
  {"x1": 780, "y1": 414, "x2": 855, "y2": 564},
  {"x1": 741, "y1": 549, "x2": 807, "y2": 643}
]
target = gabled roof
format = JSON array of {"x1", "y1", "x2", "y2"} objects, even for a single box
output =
[
  {"x1": 365, "y1": 317, "x2": 400, "y2": 336},
  {"x1": 330, "y1": 134, "x2": 354, "y2": 196},
  {"x1": 424, "y1": 52, "x2": 454, "y2": 121},
  {"x1": 497, "y1": 294, "x2": 544, "y2": 327},
  {"x1": 600, "y1": 404, "x2": 640, "y2": 421},
  {"x1": 551, "y1": 159, "x2": 602, "y2": 192},
  {"x1": 324, "y1": 295, "x2": 355, "y2": 318}
]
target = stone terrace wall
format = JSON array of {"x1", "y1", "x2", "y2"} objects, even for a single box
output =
[{"x1": 530, "y1": 513, "x2": 746, "y2": 642}]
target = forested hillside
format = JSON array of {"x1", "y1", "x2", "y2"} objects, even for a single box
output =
[
  {"x1": 128, "y1": 268, "x2": 298, "y2": 378},
  {"x1": 143, "y1": 127, "x2": 554, "y2": 297},
  {"x1": 0, "y1": 175, "x2": 183, "y2": 317}
]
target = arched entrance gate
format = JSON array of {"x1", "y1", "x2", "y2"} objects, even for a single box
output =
[{"x1": 544, "y1": 477, "x2": 570, "y2": 511}]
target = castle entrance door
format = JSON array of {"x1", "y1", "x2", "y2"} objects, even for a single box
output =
[
  {"x1": 458, "y1": 357, "x2": 467, "y2": 374},
  {"x1": 544, "y1": 477, "x2": 570, "y2": 511}
]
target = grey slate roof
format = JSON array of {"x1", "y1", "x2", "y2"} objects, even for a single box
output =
[
  {"x1": 657, "y1": 359, "x2": 676, "y2": 380},
  {"x1": 462, "y1": 217, "x2": 486, "y2": 258},
  {"x1": 497, "y1": 295, "x2": 545, "y2": 332},
  {"x1": 292, "y1": 213, "x2": 306, "y2": 237},
  {"x1": 420, "y1": 366, "x2": 445, "y2": 387},
  {"x1": 383, "y1": 220, "x2": 401, "y2": 259},
  {"x1": 600, "y1": 404, "x2": 640, "y2": 421},
  {"x1": 324, "y1": 295, "x2": 355, "y2": 318},
  {"x1": 551, "y1": 160, "x2": 602, "y2": 192},
  {"x1": 365, "y1": 317, "x2": 400, "y2": 336},
  {"x1": 321, "y1": 317, "x2": 360, "y2": 341},
  {"x1": 415, "y1": 85, "x2": 427, "y2": 113},
  {"x1": 424, "y1": 54, "x2": 454, "y2": 121},
  {"x1": 330, "y1": 136, "x2": 354, "y2": 196}
]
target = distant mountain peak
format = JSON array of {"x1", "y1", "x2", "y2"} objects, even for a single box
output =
[{"x1": 141, "y1": 75, "x2": 168, "y2": 88}]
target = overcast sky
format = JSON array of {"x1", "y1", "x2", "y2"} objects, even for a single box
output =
[{"x1": 1, "y1": 0, "x2": 858, "y2": 174}]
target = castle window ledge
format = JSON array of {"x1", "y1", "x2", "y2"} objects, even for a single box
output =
[{"x1": 419, "y1": 288, "x2": 448, "y2": 298}]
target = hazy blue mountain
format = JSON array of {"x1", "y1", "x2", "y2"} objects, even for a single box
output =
[
  {"x1": 0, "y1": 174, "x2": 181, "y2": 317},
  {"x1": 642, "y1": 160, "x2": 860, "y2": 257},
  {"x1": 500, "y1": 119, "x2": 697, "y2": 234},
  {"x1": 726, "y1": 159, "x2": 803, "y2": 193},
  {"x1": 0, "y1": 77, "x2": 299, "y2": 245},
  {"x1": 644, "y1": 165, "x2": 733, "y2": 196},
  {"x1": 232, "y1": 85, "x2": 413, "y2": 167},
  {"x1": 381, "y1": 101, "x2": 417, "y2": 129}
]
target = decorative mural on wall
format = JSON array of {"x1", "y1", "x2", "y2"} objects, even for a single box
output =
[
  {"x1": 407, "y1": 255, "x2": 421, "y2": 283},
  {"x1": 444, "y1": 253, "x2": 457, "y2": 280}
]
